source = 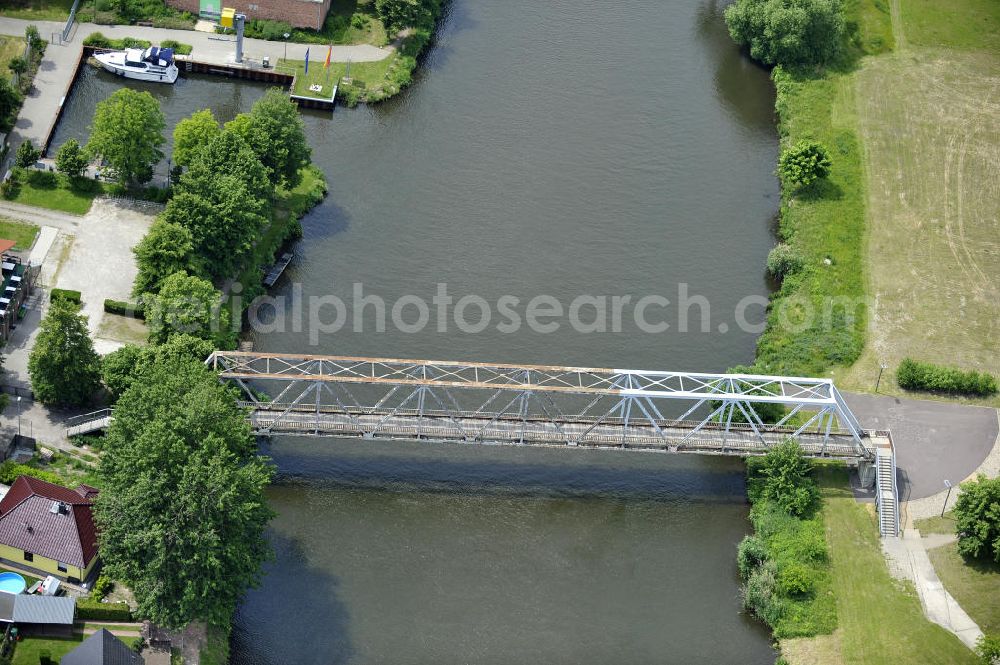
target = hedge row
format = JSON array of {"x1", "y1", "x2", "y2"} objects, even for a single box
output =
[
  {"x1": 83, "y1": 32, "x2": 193, "y2": 55},
  {"x1": 104, "y1": 298, "x2": 145, "y2": 320},
  {"x1": 50, "y1": 288, "x2": 81, "y2": 305},
  {"x1": 897, "y1": 358, "x2": 997, "y2": 397},
  {"x1": 76, "y1": 599, "x2": 133, "y2": 622},
  {"x1": 0, "y1": 461, "x2": 65, "y2": 487}
]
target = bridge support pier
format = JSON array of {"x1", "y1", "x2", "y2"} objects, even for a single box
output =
[{"x1": 858, "y1": 460, "x2": 877, "y2": 488}]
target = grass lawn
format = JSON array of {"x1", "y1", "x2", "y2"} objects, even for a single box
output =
[
  {"x1": 7, "y1": 173, "x2": 103, "y2": 216},
  {"x1": 831, "y1": 0, "x2": 1000, "y2": 399},
  {"x1": 12, "y1": 634, "x2": 140, "y2": 665},
  {"x1": 0, "y1": 217, "x2": 39, "y2": 251},
  {"x1": 781, "y1": 466, "x2": 976, "y2": 664},
  {"x1": 288, "y1": 0, "x2": 388, "y2": 46},
  {"x1": 0, "y1": 0, "x2": 74, "y2": 22},
  {"x1": 282, "y1": 55, "x2": 395, "y2": 99}
]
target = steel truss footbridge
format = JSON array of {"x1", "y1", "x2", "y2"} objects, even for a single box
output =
[{"x1": 207, "y1": 351, "x2": 899, "y2": 536}]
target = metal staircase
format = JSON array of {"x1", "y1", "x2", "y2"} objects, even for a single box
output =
[{"x1": 875, "y1": 438, "x2": 899, "y2": 537}]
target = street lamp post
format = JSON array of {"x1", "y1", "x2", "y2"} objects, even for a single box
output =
[
  {"x1": 16, "y1": 396, "x2": 21, "y2": 437},
  {"x1": 283, "y1": 33, "x2": 290, "y2": 61},
  {"x1": 875, "y1": 363, "x2": 888, "y2": 392},
  {"x1": 941, "y1": 480, "x2": 953, "y2": 517}
]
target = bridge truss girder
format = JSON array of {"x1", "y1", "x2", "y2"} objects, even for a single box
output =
[{"x1": 208, "y1": 352, "x2": 873, "y2": 459}]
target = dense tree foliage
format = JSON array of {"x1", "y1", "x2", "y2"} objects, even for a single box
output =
[
  {"x1": 132, "y1": 219, "x2": 199, "y2": 296},
  {"x1": 725, "y1": 0, "x2": 844, "y2": 68},
  {"x1": 172, "y1": 108, "x2": 220, "y2": 168},
  {"x1": 14, "y1": 140, "x2": 39, "y2": 169},
  {"x1": 95, "y1": 356, "x2": 274, "y2": 628},
  {"x1": 145, "y1": 271, "x2": 232, "y2": 346},
  {"x1": 954, "y1": 475, "x2": 1000, "y2": 563},
  {"x1": 55, "y1": 139, "x2": 89, "y2": 180},
  {"x1": 182, "y1": 129, "x2": 271, "y2": 203},
  {"x1": 28, "y1": 300, "x2": 101, "y2": 406},
  {"x1": 0, "y1": 78, "x2": 20, "y2": 132},
  {"x1": 375, "y1": 0, "x2": 435, "y2": 31},
  {"x1": 101, "y1": 334, "x2": 215, "y2": 400},
  {"x1": 226, "y1": 89, "x2": 310, "y2": 189},
  {"x1": 778, "y1": 140, "x2": 832, "y2": 187},
  {"x1": 747, "y1": 440, "x2": 818, "y2": 517},
  {"x1": 87, "y1": 88, "x2": 165, "y2": 186}
]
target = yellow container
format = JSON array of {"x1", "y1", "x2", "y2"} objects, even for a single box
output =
[{"x1": 220, "y1": 7, "x2": 235, "y2": 27}]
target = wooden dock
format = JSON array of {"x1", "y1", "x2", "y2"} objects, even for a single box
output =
[{"x1": 263, "y1": 252, "x2": 293, "y2": 287}]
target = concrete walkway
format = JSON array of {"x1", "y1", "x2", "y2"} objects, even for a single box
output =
[{"x1": 883, "y1": 528, "x2": 983, "y2": 649}]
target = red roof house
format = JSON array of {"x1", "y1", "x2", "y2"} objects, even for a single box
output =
[{"x1": 0, "y1": 476, "x2": 100, "y2": 583}]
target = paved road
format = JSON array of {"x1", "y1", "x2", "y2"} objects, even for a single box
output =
[{"x1": 845, "y1": 392, "x2": 999, "y2": 500}]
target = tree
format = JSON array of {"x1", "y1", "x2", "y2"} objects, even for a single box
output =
[
  {"x1": 7, "y1": 56, "x2": 27, "y2": 77},
  {"x1": 375, "y1": 0, "x2": 433, "y2": 31},
  {"x1": 95, "y1": 356, "x2": 274, "y2": 628},
  {"x1": 102, "y1": 334, "x2": 215, "y2": 400},
  {"x1": 132, "y1": 219, "x2": 199, "y2": 296},
  {"x1": 14, "y1": 140, "x2": 39, "y2": 169},
  {"x1": 226, "y1": 89, "x2": 310, "y2": 189},
  {"x1": 145, "y1": 271, "x2": 232, "y2": 346},
  {"x1": 183, "y1": 128, "x2": 271, "y2": 202},
  {"x1": 0, "y1": 78, "x2": 20, "y2": 131},
  {"x1": 954, "y1": 475, "x2": 1000, "y2": 563},
  {"x1": 87, "y1": 88, "x2": 165, "y2": 186},
  {"x1": 778, "y1": 140, "x2": 832, "y2": 187},
  {"x1": 746, "y1": 440, "x2": 818, "y2": 516},
  {"x1": 976, "y1": 635, "x2": 1000, "y2": 665},
  {"x1": 725, "y1": 0, "x2": 844, "y2": 68},
  {"x1": 24, "y1": 25, "x2": 42, "y2": 52},
  {"x1": 172, "y1": 108, "x2": 220, "y2": 168},
  {"x1": 55, "y1": 139, "x2": 89, "y2": 180},
  {"x1": 28, "y1": 299, "x2": 101, "y2": 406}
]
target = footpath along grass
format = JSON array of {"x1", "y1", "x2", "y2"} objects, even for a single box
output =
[
  {"x1": 782, "y1": 467, "x2": 976, "y2": 665},
  {"x1": 832, "y1": 0, "x2": 1000, "y2": 397}
]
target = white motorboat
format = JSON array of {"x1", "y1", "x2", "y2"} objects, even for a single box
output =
[{"x1": 94, "y1": 46, "x2": 179, "y2": 84}]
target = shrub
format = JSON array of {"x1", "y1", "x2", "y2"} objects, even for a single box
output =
[
  {"x1": 777, "y1": 561, "x2": 815, "y2": 596},
  {"x1": 104, "y1": 299, "x2": 145, "y2": 319},
  {"x1": 725, "y1": 0, "x2": 845, "y2": 68},
  {"x1": 351, "y1": 12, "x2": 369, "y2": 29},
  {"x1": 91, "y1": 575, "x2": 114, "y2": 600},
  {"x1": 954, "y1": 475, "x2": 1000, "y2": 564},
  {"x1": 83, "y1": 32, "x2": 112, "y2": 48},
  {"x1": 976, "y1": 634, "x2": 1000, "y2": 665},
  {"x1": 741, "y1": 561, "x2": 785, "y2": 625},
  {"x1": 159, "y1": 39, "x2": 193, "y2": 55},
  {"x1": 0, "y1": 178, "x2": 19, "y2": 200},
  {"x1": 76, "y1": 599, "x2": 132, "y2": 622},
  {"x1": 50, "y1": 288, "x2": 82, "y2": 305},
  {"x1": 0, "y1": 461, "x2": 65, "y2": 486},
  {"x1": 747, "y1": 441, "x2": 819, "y2": 517},
  {"x1": 778, "y1": 140, "x2": 832, "y2": 187},
  {"x1": 243, "y1": 19, "x2": 293, "y2": 41},
  {"x1": 896, "y1": 358, "x2": 997, "y2": 397},
  {"x1": 737, "y1": 534, "x2": 769, "y2": 579},
  {"x1": 767, "y1": 243, "x2": 804, "y2": 279}
]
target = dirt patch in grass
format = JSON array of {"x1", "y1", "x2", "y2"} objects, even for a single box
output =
[
  {"x1": 780, "y1": 629, "x2": 844, "y2": 665},
  {"x1": 833, "y1": 49, "x2": 1000, "y2": 400}
]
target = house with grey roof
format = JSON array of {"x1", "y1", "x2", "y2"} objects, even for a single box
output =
[{"x1": 61, "y1": 628, "x2": 143, "y2": 665}]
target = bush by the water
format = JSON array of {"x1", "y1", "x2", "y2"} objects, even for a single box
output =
[
  {"x1": 767, "y1": 243, "x2": 804, "y2": 279},
  {"x1": 954, "y1": 475, "x2": 1000, "y2": 564},
  {"x1": 738, "y1": 443, "x2": 834, "y2": 638},
  {"x1": 725, "y1": 0, "x2": 845, "y2": 68},
  {"x1": 778, "y1": 140, "x2": 832, "y2": 187},
  {"x1": 896, "y1": 358, "x2": 997, "y2": 396}
]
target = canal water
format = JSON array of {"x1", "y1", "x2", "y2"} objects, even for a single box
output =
[{"x1": 53, "y1": 0, "x2": 781, "y2": 661}]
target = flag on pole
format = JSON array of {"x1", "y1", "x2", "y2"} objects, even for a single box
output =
[
  {"x1": 304, "y1": 47, "x2": 310, "y2": 74},
  {"x1": 324, "y1": 44, "x2": 332, "y2": 69}
]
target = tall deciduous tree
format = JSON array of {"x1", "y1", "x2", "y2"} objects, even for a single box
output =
[
  {"x1": 28, "y1": 299, "x2": 101, "y2": 406},
  {"x1": 145, "y1": 270, "x2": 233, "y2": 346},
  {"x1": 101, "y1": 334, "x2": 216, "y2": 400},
  {"x1": 183, "y1": 129, "x2": 271, "y2": 203},
  {"x1": 95, "y1": 356, "x2": 274, "y2": 628},
  {"x1": 87, "y1": 88, "x2": 165, "y2": 186},
  {"x1": 132, "y1": 219, "x2": 199, "y2": 296},
  {"x1": 0, "y1": 78, "x2": 20, "y2": 131},
  {"x1": 226, "y1": 89, "x2": 310, "y2": 189},
  {"x1": 954, "y1": 475, "x2": 1000, "y2": 563},
  {"x1": 725, "y1": 0, "x2": 844, "y2": 68},
  {"x1": 172, "y1": 108, "x2": 220, "y2": 168},
  {"x1": 14, "y1": 140, "x2": 39, "y2": 169},
  {"x1": 55, "y1": 139, "x2": 89, "y2": 180}
]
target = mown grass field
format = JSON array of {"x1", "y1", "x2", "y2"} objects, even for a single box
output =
[
  {"x1": 0, "y1": 35, "x2": 25, "y2": 77},
  {"x1": 282, "y1": 56, "x2": 395, "y2": 99},
  {"x1": 8, "y1": 173, "x2": 103, "y2": 215},
  {"x1": 780, "y1": 467, "x2": 977, "y2": 665},
  {"x1": 832, "y1": 0, "x2": 1000, "y2": 401}
]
